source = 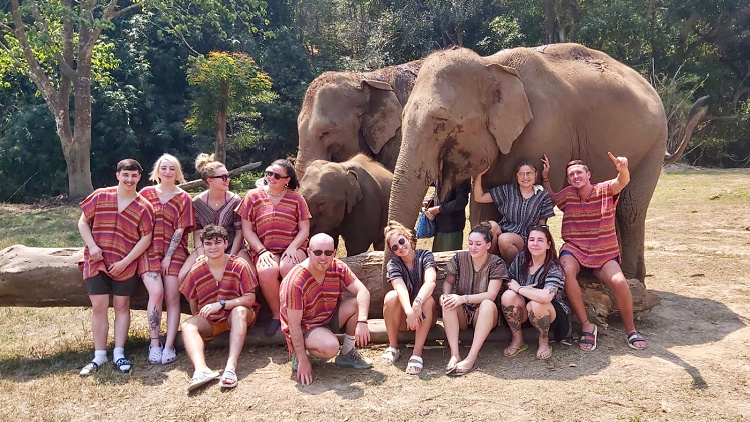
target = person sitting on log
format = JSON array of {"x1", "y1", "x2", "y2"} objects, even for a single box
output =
[
  {"x1": 381, "y1": 221, "x2": 438, "y2": 375},
  {"x1": 77, "y1": 159, "x2": 154, "y2": 376},
  {"x1": 541, "y1": 153, "x2": 647, "y2": 351},
  {"x1": 441, "y1": 222, "x2": 508, "y2": 377},
  {"x1": 500, "y1": 225, "x2": 571, "y2": 360},
  {"x1": 179, "y1": 225, "x2": 259, "y2": 392},
  {"x1": 178, "y1": 153, "x2": 251, "y2": 284},
  {"x1": 139, "y1": 154, "x2": 195, "y2": 365},
  {"x1": 280, "y1": 233, "x2": 372, "y2": 386},
  {"x1": 237, "y1": 158, "x2": 311, "y2": 337}
]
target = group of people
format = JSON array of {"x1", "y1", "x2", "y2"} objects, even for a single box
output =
[{"x1": 76, "y1": 149, "x2": 647, "y2": 390}]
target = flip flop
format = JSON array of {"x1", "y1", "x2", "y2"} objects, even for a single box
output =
[
  {"x1": 405, "y1": 355, "x2": 423, "y2": 375},
  {"x1": 536, "y1": 346, "x2": 552, "y2": 360},
  {"x1": 627, "y1": 331, "x2": 647, "y2": 350},
  {"x1": 444, "y1": 356, "x2": 459, "y2": 375},
  {"x1": 579, "y1": 325, "x2": 598, "y2": 351},
  {"x1": 220, "y1": 369, "x2": 238, "y2": 389},
  {"x1": 503, "y1": 343, "x2": 528, "y2": 357},
  {"x1": 187, "y1": 370, "x2": 220, "y2": 392},
  {"x1": 448, "y1": 362, "x2": 476, "y2": 377},
  {"x1": 380, "y1": 347, "x2": 400, "y2": 365}
]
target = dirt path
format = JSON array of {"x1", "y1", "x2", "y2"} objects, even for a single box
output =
[{"x1": 0, "y1": 172, "x2": 749, "y2": 421}]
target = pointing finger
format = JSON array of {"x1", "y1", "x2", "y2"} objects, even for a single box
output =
[{"x1": 607, "y1": 151, "x2": 618, "y2": 164}]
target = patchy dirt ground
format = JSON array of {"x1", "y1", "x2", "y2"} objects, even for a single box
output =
[{"x1": 1, "y1": 170, "x2": 749, "y2": 421}]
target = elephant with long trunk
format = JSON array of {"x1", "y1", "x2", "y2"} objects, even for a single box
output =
[
  {"x1": 388, "y1": 44, "x2": 706, "y2": 282},
  {"x1": 296, "y1": 60, "x2": 423, "y2": 177}
]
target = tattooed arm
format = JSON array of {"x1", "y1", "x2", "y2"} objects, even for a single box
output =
[{"x1": 161, "y1": 228, "x2": 184, "y2": 274}]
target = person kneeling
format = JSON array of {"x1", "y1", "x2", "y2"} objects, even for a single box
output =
[
  {"x1": 280, "y1": 233, "x2": 372, "y2": 386},
  {"x1": 180, "y1": 225, "x2": 259, "y2": 392},
  {"x1": 500, "y1": 225, "x2": 571, "y2": 360}
]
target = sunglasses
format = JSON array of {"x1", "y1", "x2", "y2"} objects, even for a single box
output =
[
  {"x1": 527, "y1": 224, "x2": 550, "y2": 233},
  {"x1": 390, "y1": 237, "x2": 407, "y2": 252},
  {"x1": 265, "y1": 170, "x2": 289, "y2": 180},
  {"x1": 208, "y1": 174, "x2": 231, "y2": 182},
  {"x1": 311, "y1": 249, "x2": 335, "y2": 257},
  {"x1": 516, "y1": 171, "x2": 537, "y2": 178}
]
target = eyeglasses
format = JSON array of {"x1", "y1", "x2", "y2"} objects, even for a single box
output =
[
  {"x1": 390, "y1": 237, "x2": 407, "y2": 252},
  {"x1": 265, "y1": 170, "x2": 289, "y2": 180},
  {"x1": 516, "y1": 171, "x2": 536, "y2": 178},
  {"x1": 208, "y1": 174, "x2": 231, "y2": 182},
  {"x1": 311, "y1": 249, "x2": 335, "y2": 257}
]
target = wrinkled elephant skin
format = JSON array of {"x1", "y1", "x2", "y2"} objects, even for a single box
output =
[
  {"x1": 389, "y1": 44, "x2": 674, "y2": 282},
  {"x1": 299, "y1": 154, "x2": 393, "y2": 256}
]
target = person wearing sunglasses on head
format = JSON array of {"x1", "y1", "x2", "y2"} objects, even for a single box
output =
[
  {"x1": 472, "y1": 159, "x2": 555, "y2": 264},
  {"x1": 178, "y1": 153, "x2": 251, "y2": 285},
  {"x1": 280, "y1": 233, "x2": 373, "y2": 385},
  {"x1": 500, "y1": 225, "x2": 571, "y2": 360},
  {"x1": 236, "y1": 158, "x2": 311, "y2": 336},
  {"x1": 381, "y1": 221, "x2": 438, "y2": 375}
]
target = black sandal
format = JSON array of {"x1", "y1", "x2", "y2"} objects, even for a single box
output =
[{"x1": 115, "y1": 357, "x2": 132, "y2": 373}]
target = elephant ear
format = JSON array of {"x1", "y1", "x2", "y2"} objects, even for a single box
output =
[
  {"x1": 360, "y1": 79, "x2": 403, "y2": 155},
  {"x1": 485, "y1": 64, "x2": 532, "y2": 154},
  {"x1": 345, "y1": 168, "x2": 363, "y2": 214}
]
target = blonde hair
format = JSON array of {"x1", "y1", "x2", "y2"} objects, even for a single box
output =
[
  {"x1": 194, "y1": 153, "x2": 226, "y2": 181},
  {"x1": 149, "y1": 153, "x2": 186, "y2": 184},
  {"x1": 384, "y1": 220, "x2": 417, "y2": 251}
]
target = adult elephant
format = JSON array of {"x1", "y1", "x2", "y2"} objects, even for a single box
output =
[
  {"x1": 296, "y1": 60, "x2": 423, "y2": 177},
  {"x1": 298, "y1": 154, "x2": 393, "y2": 256},
  {"x1": 388, "y1": 44, "x2": 706, "y2": 282}
]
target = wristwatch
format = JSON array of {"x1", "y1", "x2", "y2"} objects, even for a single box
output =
[{"x1": 219, "y1": 299, "x2": 226, "y2": 310}]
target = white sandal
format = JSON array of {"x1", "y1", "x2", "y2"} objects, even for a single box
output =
[
  {"x1": 405, "y1": 355, "x2": 424, "y2": 375},
  {"x1": 380, "y1": 347, "x2": 400, "y2": 364}
]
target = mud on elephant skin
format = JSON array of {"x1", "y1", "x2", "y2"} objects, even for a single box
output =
[
  {"x1": 388, "y1": 44, "x2": 706, "y2": 282},
  {"x1": 299, "y1": 154, "x2": 393, "y2": 256},
  {"x1": 295, "y1": 60, "x2": 423, "y2": 177}
]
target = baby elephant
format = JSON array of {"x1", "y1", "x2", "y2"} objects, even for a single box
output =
[{"x1": 299, "y1": 154, "x2": 393, "y2": 256}]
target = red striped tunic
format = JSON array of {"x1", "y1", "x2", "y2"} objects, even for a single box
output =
[
  {"x1": 279, "y1": 259, "x2": 357, "y2": 352},
  {"x1": 235, "y1": 188, "x2": 311, "y2": 258},
  {"x1": 179, "y1": 255, "x2": 259, "y2": 324},
  {"x1": 79, "y1": 187, "x2": 154, "y2": 281},
  {"x1": 139, "y1": 186, "x2": 195, "y2": 276},
  {"x1": 552, "y1": 181, "x2": 620, "y2": 268}
]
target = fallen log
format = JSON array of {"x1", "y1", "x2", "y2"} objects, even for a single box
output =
[
  {"x1": 177, "y1": 161, "x2": 262, "y2": 191},
  {"x1": 0, "y1": 246, "x2": 659, "y2": 333}
]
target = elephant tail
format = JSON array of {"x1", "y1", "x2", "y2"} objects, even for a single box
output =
[{"x1": 664, "y1": 95, "x2": 709, "y2": 164}]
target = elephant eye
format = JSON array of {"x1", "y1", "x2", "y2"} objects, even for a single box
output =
[
  {"x1": 316, "y1": 201, "x2": 326, "y2": 211},
  {"x1": 320, "y1": 131, "x2": 329, "y2": 138}
]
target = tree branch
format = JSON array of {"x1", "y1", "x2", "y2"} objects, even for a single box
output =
[{"x1": 704, "y1": 114, "x2": 750, "y2": 121}]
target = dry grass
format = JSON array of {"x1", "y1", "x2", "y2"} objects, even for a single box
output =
[{"x1": 1, "y1": 170, "x2": 750, "y2": 421}]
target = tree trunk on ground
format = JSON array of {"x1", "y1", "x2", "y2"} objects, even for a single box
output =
[{"x1": 0, "y1": 246, "x2": 660, "y2": 331}]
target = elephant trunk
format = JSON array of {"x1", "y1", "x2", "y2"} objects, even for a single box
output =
[{"x1": 295, "y1": 142, "x2": 326, "y2": 179}]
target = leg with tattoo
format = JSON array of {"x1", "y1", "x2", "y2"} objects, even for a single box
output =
[{"x1": 528, "y1": 301, "x2": 556, "y2": 360}]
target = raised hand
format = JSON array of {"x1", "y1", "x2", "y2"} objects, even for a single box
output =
[
  {"x1": 608, "y1": 152, "x2": 628, "y2": 171},
  {"x1": 541, "y1": 154, "x2": 551, "y2": 180}
]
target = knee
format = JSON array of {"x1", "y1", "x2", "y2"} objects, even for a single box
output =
[
  {"x1": 422, "y1": 295, "x2": 436, "y2": 315},
  {"x1": 609, "y1": 276, "x2": 630, "y2": 292},
  {"x1": 478, "y1": 299, "x2": 498, "y2": 314},
  {"x1": 320, "y1": 338, "x2": 340, "y2": 358},
  {"x1": 500, "y1": 289, "x2": 520, "y2": 305},
  {"x1": 181, "y1": 319, "x2": 200, "y2": 335},
  {"x1": 231, "y1": 305, "x2": 249, "y2": 322},
  {"x1": 257, "y1": 267, "x2": 280, "y2": 284},
  {"x1": 91, "y1": 301, "x2": 109, "y2": 316},
  {"x1": 383, "y1": 291, "x2": 400, "y2": 313}
]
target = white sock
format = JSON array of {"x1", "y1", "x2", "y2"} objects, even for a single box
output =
[
  {"x1": 341, "y1": 335, "x2": 356, "y2": 355},
  {"x1": 92, "y1": 350, "x2": 108, "y2": 366}
]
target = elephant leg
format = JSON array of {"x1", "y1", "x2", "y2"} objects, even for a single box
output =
[{"x1": 616, "y1": 143, "x2": 663, "y2": 282}]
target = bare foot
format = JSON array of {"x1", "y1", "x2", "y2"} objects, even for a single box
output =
[{"x1": 536, "y1": 345, "x2": 552, "y2": 360}]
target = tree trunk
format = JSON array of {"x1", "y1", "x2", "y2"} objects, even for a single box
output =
[
  {"x1": 215, "y1": 80, "x2": 229, "y2": 164},
  {"x1": 0, "y1": 246, "x2": 660, "y2": 331},
  {"x1": 545, "y1": 0, "x2": 555, "y2": 44}
]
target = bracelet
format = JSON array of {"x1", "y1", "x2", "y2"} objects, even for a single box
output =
[
  {"x1": 463, "y1": 295, "x2": 469, "y2": 303},
  {"x1": 517, "y1": 286, "x2": 523, "y2": 294},
  {"x1": 357, "y1": 320, "x2": 368, "y2": 324},
  {"x1": 414, "y1": 296, "x2": 423, "y2": 304},
  {"x1": 257, "y1": 248, "x2": 268, "y2": 255},
  {"x1": 542, "y1": 178, "x2": 549, "y2": 182}
]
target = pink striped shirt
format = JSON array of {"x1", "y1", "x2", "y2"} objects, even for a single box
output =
[
  {"x1": 139, "y1": 186, "x2": 195, "y2": 276},
  {"x1": 552, "y1": 181, "x2": 620, "y2": 268},
  {"x1": 279, "y1": 259, "x2": 356, "y2": 351},
  {"x1": 179, "y1": 255, "x2": 259, "y2": 324},
  {"x1": 235, "y1": 188, "x2": 311, "y2": 256},
  {"x1": 79, "y1": 187, "x2": 154, "y2": 281}
]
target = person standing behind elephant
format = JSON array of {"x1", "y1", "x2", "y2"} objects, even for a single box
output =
[
  {"x1": 177, "y1": 153, "x2": 251, "y2": 284},
  {"x1": 236, "y1": 158, "x2": 311, "y2": 336},
  {"x1": 441, "y1": 222, "x2": 508, "y2": 376},
  {"x1": 541, "y1": 153, "x2": 647, "y2": 351},
  {"x1": 381, "y1": 221, "x2": 437, "y2": 375},
  {"x1": 424, "y1": 180, "x2": 470, "y2": 252},
  {"x1": 473, "y1": 159, "x2": 555, "y2": 263},
  {"x1": 140, "y1": 154, "x2": 195, "y2": 366},
  {"x1": 500, "y1": 225, "x2": 571, "y2": 360}
]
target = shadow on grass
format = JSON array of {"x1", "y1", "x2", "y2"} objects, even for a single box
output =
[{"x1": 461, "y1": 290, "x2": 747, "y2": 388}]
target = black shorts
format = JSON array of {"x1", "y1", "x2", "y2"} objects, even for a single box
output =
[
  {"x1": 304, "y1": 301, "x2": 343, "y2": 338},
  {"x1": 85, "y1": 273, "x2": 140, "y2": 296},
  {"x1": 550, "y1": 300, "x2": 572, "y2": 342}
]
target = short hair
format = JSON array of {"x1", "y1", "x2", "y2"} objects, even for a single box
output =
[
  {"x1": 117, "y1": 159, "x2": 143, "y2": 174},
  {"x1": 384, "y1": 220, "x2": 417, "y2": 251},
  {"x1": 565, "y1": 160, "x2": 589, "y2": 173},
  {"x1": 195, "y1": 153, "x2": 226, "y2": 182},
  {"x1": 469, "y1": 221, "x2": 494, "y2": 243},
  {"x1": 200, "y1": 224, "x2": 228, "y2": 242},
  {"x1": 262, "y1": 158, "x2": 300, "y2": 190},
  {"x1": 149, "y1": 153, "x2": 186, "y2": 184}
]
